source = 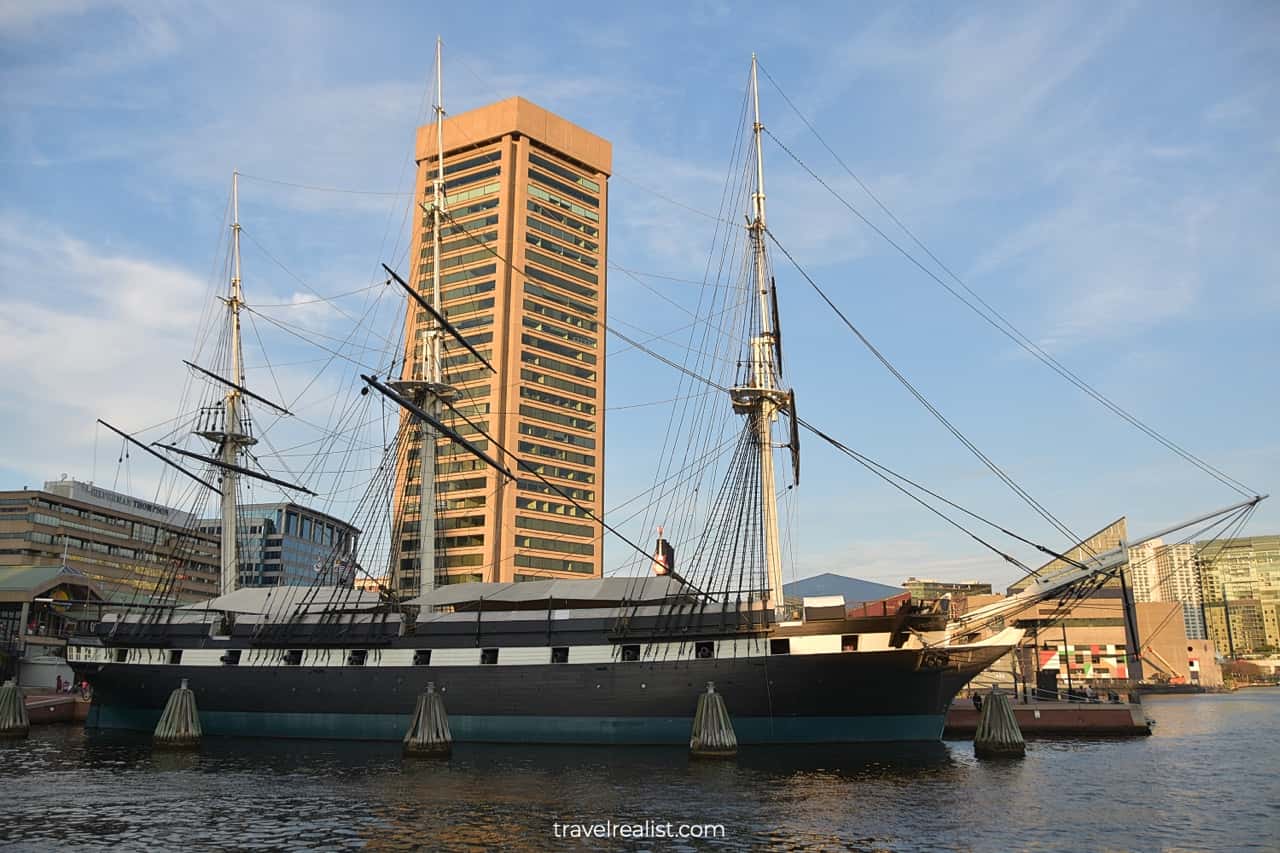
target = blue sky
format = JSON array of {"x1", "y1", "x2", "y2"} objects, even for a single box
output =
[{"x1": 1, "y1": 1, "x2": 1276, "y2": 590}]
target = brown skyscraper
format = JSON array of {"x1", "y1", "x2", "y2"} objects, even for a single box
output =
[{"x1": 392, "y1": 97, "x2": 610, "y2": 592}]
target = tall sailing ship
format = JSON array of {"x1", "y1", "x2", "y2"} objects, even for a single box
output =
[{"x1": 67, "y1": 50, "x2": 1264, "y2": 744}]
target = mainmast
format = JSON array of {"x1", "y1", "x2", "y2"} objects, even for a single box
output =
[
  {"x1": 214, "y1": 172, "x2": 255, "y2": 596},
  {"x1": 731, "y1": 55, "x2": 792, "y2": 618},
  {"x1": 393, "y1": 36, "x2": 455, "y2": 598}
]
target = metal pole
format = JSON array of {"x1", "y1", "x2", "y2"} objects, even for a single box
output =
[
  {"x1": 1118, "y1": 565, "x2": 1145, "y2": 683},
  {"x1": 1062, "y1": 623, "x2": 1073, "y2": 697},
  {"x1": 1032, "y1": 622, "x2": 1041, "y2": 700}
]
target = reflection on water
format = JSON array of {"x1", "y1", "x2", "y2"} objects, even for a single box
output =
[{"x1": 2, "y1": 689, "x2": 1277, "y2": 851}]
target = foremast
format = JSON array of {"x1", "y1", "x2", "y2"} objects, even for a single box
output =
[
  {"x1": 393, "y1": 36, "x2": 456, "y2": 598},
  {"x1": 730, "y1": 55, "x2": 793, "y2": 619}
]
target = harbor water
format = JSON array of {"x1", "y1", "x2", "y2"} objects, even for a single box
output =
[{"x1": 2, "y1": 690, "x2": 1277, "y2": 851}]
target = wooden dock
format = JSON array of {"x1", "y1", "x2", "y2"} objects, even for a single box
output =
[
  {"x1": 24, "y1": 694, "x2": 90, "y2": 725},
  {"x1": 946, "y1": 700, "x2": 1151, "y2": 737}
]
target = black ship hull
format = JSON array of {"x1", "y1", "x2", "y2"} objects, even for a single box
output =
[{"x1": 74, "y1": 641, "x2": 1008, "y2": 744}]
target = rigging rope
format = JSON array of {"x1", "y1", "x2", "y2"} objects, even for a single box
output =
[{"x1": 752, "y1": 67, "x2": 1253, "y2": 497}]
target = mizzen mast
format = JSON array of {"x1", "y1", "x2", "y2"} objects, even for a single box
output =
[
  {"x1": 199, "y1": 171, "x2": 257, "y2": 597},
  {"x1": 730, "y1": 54, "x2": 793, "y2": 618}
]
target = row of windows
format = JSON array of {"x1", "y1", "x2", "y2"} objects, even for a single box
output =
[
  {"x1": 529, "y1": 168, "x2": 599, "y2": 209},
  {"x1": 527, "y1": 198, "x2": 599, "y2": 239},
  {"x1": 445, "y1": 348, "x2": 492, "y2": 370},
  {"x1": 433, "y1": 441, "x2": 480, "y2": 460},
  {"x1": 516, "y1": 496, "x2": 594, "y2": 520},
  {"x1": 520, "y1": 404, "x2": 595, "y2": 434},
  {"x1": 521, "y1": 351, "x2": 596, "y2": 383},
  {"x1": 525, "y1": 264, "x2": 597, "y2": 303},
  {"x1": 518, "y1": 439, "x2": 595, "y2": 467},
  {"x1": 524, "y1": 298, "x2": 598, "y2": 333},
  {"x1": 441, "y1": 212, "x2": 499, "y2": 239},
  {"x1": 521, "y1": 460, "x2": 595, "y2": 484},
  {"x1": 519, "y1": 421, "x2": 596, "y2": 450},
  {"x1": 515, "y1": 553, "x2": 594, "y2": 574},
  {"x1": 527, "y1": 184, "x2": 600, "y2": 223},
  {"x1": 527, "y1": 233, "x2": 598, "y2": 270},
  {"x1": 443, "y1": 386, "x2": 490, "y2": 406},
  {"x1": 25, "y1": 498, "x2": 131, "y2": 530},
  {"x1": 404, "y1": 532, "x2": 486, "y2": 552},
  {"x1": 421, "y1": 229, "x2": 497, "y2": 261},
  {"x1": 28, "y1": 512, "x2": 132, "y2": 541},
  {"x1": 527, "y1": 215, "x2": 598, "y2": 254},
  {"x1": 515, "y1": 514, "x2": 594, "y2": 538},
  {"x1": 522, "y1": 315, "x2": 596, "y2": 349},
  {"x1": 437, "y1": 477, "x2": 488, "y2": 494},
  {"x1": 420, "y1": 248, "x2": 495, "y2": 277},
  {"x1": 438, "y1": 514, "x2": 486, "y2": 531},
  {"x1": 517, "y1": 479, "x2": 594, "y2": 503},
  {"x1": 528, "y1": 152, "x2": 600, "y2": 192},
  {"x1": 443, "y1": 150, "x2": 501, "y2": 177},
  {"x1": 442, "y1": 264, "x2": 497, "y2": 287},
  {"x1": 520, "y1": 384, "x2": 597, "y2": 416},
  {"x1": 444, "y1": 167, "x2": 500, "y2": 193},
  {"x1": 425, "y1": 197, "x2": 499, "y2": 229},
  {"x1": 442, "y1": 280, "x2": 495, "y2": 306},
  {"x1": 524, "y1": 282, "x2": 597, "y2": 318},
  {"x1": 522, "y1": 333, "x2": 596, "y2": 365},
  {"x1": 16, "y1": 529, "x2": 211, "y2": 565},
  {"x1": 515, "y1": 534, "x2": 595, "y2": 556},
  {"x1": 521, "y1": 367, "x2": 595, "y2": 400},
  {"x1": 526, "y1": 250, "x2": 598, "y2": 287},
  {"x1": 448, "y1": 365, "x2": 492, "y2": 386},
  {"x1": 436, "y1": 297, "x2": 493, "y2": 322},
  {"x1": 452, "y1": 313, "x2": 493, "y2": 331},
  {"x1": 434, "y1": 179, "x2": 498, "y2": 212},
  {"x1": 418, "y1": 454, "x2": 486, "y2": 479},
  {"x1": 441, "y1": 495, "x2": 487, "y2": 511}
]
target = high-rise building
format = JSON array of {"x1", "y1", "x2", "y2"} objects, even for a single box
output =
[
  {"x1": 1127, "y1": 537, "x2": 1206, "y2": 640},
  {"x1": 0, "y1": 479, "x2": 218, "y2": 602},
  {"x1": 393, "y1": 97, "x2": 610, "y2": 592},
  {"x1": 1198, "y1": 535, "x2": 1280, "y2": 655},
  {"x1": 197, "y1": 502, "x2": 360, "y2": 587}
]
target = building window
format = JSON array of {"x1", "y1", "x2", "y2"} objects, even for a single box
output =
[
  {"x1": 770, "y1": 638, "x2": 790, "y2": 655},
  {"x1": 480, "y1": 648, "x2": 499, "y2": 665},
  {"x1": 551, "y1": 647, "x2": 569, "y2": 664}
]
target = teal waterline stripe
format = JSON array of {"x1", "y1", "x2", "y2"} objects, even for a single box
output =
[{"x1": 88, "y1": 705, "x2": 945, "y2": 744}]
